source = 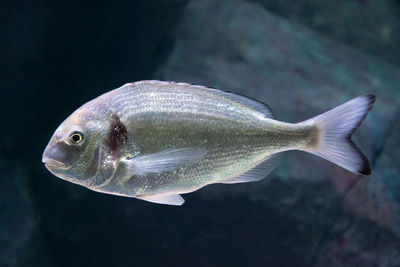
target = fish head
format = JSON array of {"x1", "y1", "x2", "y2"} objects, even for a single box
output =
[{"x1": 42, "y1": 107, "x2": 107, "y2": 186}]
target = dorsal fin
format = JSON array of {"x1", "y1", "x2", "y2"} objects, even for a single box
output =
[
  {"x1": 207, "y1": 89, "x2": 274, "y2": 119},
  {"x1": 131, "y1": 80, "x2": 275, "y2": 119},
  {"x1": 220, "y1": 153, "x2": 281, "y2": 184}
]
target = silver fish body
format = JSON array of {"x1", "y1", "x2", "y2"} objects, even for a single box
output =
[{"x1": 42, "y1": 81, "x2": 375, "y2": 205}]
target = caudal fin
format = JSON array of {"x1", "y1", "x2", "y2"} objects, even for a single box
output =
[{"x1": 303, "y1": 95, "x2": 376, "y2": 175}]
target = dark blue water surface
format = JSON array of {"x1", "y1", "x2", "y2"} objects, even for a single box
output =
[{"x1": 1, "y1": 1, "x2": 400, "y2": 266}]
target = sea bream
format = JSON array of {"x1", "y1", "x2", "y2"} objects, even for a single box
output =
[{"x1": 42, "y1": 81, "x2": 375, "y2": 205}]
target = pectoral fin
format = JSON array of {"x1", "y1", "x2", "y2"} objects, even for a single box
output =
[
  {"x1": 123, "y1": 147, "x2": 207, "y2": 175},
  {"x1": 136, "y1": 194, "x2": 185, "y2": 206}
]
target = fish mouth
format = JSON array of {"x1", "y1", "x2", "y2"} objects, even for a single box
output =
[{"x1": 42, "y1": 158, "x2": 67, "y2": 169}]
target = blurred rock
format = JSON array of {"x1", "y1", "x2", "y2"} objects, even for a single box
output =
[
  {"x1": 157, "y1": 0, "x2": 400, "y2": 264},
  {"x1": 250, "y1": 0, "x2": 400, "y2": 66},
  {"x1": 315, "y1": 220, "x2": 400, "y2": 266},
  {"x1": 345, "y1": 115, "x2": 400, "y2": 236}
]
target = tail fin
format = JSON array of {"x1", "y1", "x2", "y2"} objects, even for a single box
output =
[{"x1": 303, "y1": 95, "x2": 376, "y2": 175}]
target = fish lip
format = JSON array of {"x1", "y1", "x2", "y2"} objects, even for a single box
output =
[{"x1": 42, "y1": 158, "x2": 67, "y2": 169}]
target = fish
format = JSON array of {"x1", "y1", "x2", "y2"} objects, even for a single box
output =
[{"x1": 42, "y1": 80, "x2": 376, "y2": 206}]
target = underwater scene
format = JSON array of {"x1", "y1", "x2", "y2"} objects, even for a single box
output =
[{"x1": 2, "y1": 0, "x2": 400, "y2": 266}]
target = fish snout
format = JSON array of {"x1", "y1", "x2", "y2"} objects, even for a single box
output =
[{"x1": 42, "y1": 142, "x2": 68, "y2": 169}]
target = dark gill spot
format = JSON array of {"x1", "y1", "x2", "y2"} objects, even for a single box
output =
[{"x1": 106, "y1": 114, "x2": 128, "y2": 157}]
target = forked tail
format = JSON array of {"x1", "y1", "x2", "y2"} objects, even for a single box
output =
[{"x1": 302, "y1": 95, "x2": 376, "y2": 175}]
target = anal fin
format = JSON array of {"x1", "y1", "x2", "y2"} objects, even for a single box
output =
[{"x1": 221, "y1": 153, "x2": 281, "y2": 184}]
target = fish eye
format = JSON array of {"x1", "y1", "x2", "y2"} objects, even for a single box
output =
[{"x1": 69, "y1": 131, "x2": 84, "y2": 144}]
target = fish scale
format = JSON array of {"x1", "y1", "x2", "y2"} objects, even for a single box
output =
[
  {"x1": 98, "y1": 82, "x2": 300, "y2": 196},
  {"x1": 115, "y1": 82, "x2": 265, "y2": 124}
]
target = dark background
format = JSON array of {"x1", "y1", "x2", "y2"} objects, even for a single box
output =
[{"x1": 1, "y1": 0, "x2": 400, "y2": 266}]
